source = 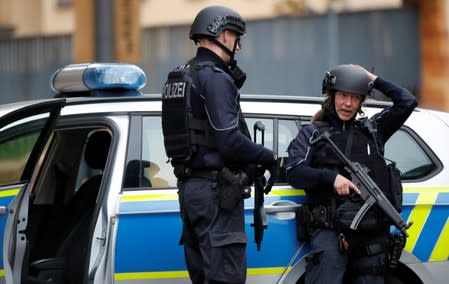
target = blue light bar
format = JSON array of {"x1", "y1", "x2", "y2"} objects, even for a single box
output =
[{"x1": 51, "y1": 63, "x2": 147, "y2": 94}]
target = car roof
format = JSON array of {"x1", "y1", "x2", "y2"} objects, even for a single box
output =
[{"x1": 0, "y1": 93, "x2": 445, "y2": 120}]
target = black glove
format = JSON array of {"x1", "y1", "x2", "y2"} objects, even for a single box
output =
[
  {"x1": 264, "y1": 155, "x2": 279, "y2": 194},
  {"x1": 229, "y1": 63, "x2": 247, "y2": 89},
  {"x1": 244, "y1": 164, "x2": 257, "y2": 185}
]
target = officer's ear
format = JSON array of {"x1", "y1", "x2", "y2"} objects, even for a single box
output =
[
  {"x1": 221, "y1": 29, "x2": 235, "y2": 44},
  {"x1": 215, "y1": 30, "x2": 225, "y2": 44}
]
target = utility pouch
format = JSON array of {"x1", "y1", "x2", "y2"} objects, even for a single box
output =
[
  {"x1": 387, "y1": 162, "x2": 403, "y2": 212},
  {"x1": 335, "y1": 199, "x2": 386, "y2": 231},
  {"x1": 296, "y1": 205, "x2": 312, "y2": 241},
  {"x1": 217, "y1": 168, "x2": 250, "y2": 211}
]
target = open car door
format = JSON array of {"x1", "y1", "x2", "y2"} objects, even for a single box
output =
[{"x1": 0, "y1": 99, "x2": 65, "y2": 284}]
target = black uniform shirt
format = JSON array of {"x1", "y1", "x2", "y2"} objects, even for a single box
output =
[{"x1": 189, "y1": 47, "x2": 275, "y2": 169}]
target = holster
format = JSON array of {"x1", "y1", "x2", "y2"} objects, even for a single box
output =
[
  {"x1": 217, "y1": 167, "x2": 251, "y2": 211},
  {"x1": 388, "y1": 233, "x2": 406, "y2": 269},
  {"x1": 296, "y1": 203, "x2": 335, "y2": 241}
]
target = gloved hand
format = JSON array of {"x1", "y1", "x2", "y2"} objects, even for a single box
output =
[
  {"x1": 244, "y1": 164, "x2": 258, "y2": 185},
  {"x1": 229, "y1": 63, "x2": 247, "y2": 89},
  {"x1": 264, "y1": 156, "x2": 279, "y2": 194}
]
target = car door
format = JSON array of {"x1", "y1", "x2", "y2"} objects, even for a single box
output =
[
  {"x1": 114, "y1": 114, "x2": 306, "y2": 284},
  {"x1": 0, "y1": 99, "x2": 65, "y2": 284},
  {"x1": 114, "y1": 115, "x2": 186, "y2": 284}
]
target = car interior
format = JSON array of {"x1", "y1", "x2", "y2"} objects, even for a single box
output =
[{"x1": 24, "y1": 127, "x2": 111, "y2": 284}]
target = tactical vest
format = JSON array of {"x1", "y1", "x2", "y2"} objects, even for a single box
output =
[
  {"x1": 161, "y1": 61, "x2": 215, "y2": 165},
  {"x1": 162, "y1": 61, "x2": 252, "y2": 167},
  {"x1": 310, "y1": 120, "x2": 391, "y2": 206}
]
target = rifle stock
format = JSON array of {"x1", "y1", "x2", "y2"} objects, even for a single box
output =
[{"x1": 311, "y1": 131, "x2": 412, "y2": 237}]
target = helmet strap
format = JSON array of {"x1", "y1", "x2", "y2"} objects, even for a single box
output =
[
  {"x1": 212, "y1": 37, "x2": 238, "y2": 67},
  {"x1": 229, "y1": 39, "x2": 240, "y2": 68}
]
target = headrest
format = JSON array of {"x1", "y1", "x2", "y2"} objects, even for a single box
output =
[{"x1": 84, "y1": 131, "x2": 111, "y2": 170}]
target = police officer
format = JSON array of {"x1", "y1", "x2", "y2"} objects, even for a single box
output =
[
  {"x1": 286, "y1": 64, "x2": 417, "y2": 283},
  {"x1": 162, "y1": 5, "x2": 277, "y2": 284}
]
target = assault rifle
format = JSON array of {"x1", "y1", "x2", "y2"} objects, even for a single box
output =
[
  {"x1": 311, "y1": 130, "x2": 412, "y2": 237},
  {"x1": 251, "y1": 121, "x2": 272, "y2": 251}
]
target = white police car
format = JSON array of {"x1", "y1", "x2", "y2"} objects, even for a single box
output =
[{"x1": 0, "y1": 63, "x2": 448, "y2": 284}]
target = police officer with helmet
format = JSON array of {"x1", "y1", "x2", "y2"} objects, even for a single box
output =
[
  {"x1": 161, "y1": 5, "x2": 278, "y2": 284},
  {"x1": 286, "y1": 64, "x2": 417, "y2": 283}
]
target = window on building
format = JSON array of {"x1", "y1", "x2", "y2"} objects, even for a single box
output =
[{"x1": 57, "y1": 0, "x2": 72, "y2": 8}]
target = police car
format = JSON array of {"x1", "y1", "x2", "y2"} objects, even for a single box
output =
[{"x1": 0, "y1": 63, "x2": 447, "y2": 284}]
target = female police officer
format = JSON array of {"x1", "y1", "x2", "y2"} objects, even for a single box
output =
[
  {"x1": 286, "y1": 64, "x2": 417, "y2": 283},
  {"x1": 162, "y1": 5, "x2": 277, "y2": 284}
]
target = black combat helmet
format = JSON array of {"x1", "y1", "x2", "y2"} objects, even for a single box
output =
[
  {"x1": 189, "y1": 6, "x2": 246, "y2": 42},
  {"x1": 322, "y1": 64, "x2": 373, "y2": 97}
]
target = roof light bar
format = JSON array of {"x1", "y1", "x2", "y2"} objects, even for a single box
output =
[{"x1": 51, "y1": 63, "x2": 147, "y2": 94}]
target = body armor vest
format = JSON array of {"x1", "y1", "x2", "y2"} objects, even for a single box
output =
[
  {"x1": 162, "y1": 61, "x2": 252, "y2": 168},
  {"x1": 310, "y1": 121, "x2": 391, "y2": 206},
  {"x1": 161, "y1": 61, "x2": 215, "y2": 165}
]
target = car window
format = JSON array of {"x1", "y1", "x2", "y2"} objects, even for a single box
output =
[
  {"x1": 245, "y1": 117, "x2": 300, "y2": 184},
  {"x1": 278, "y1": 119, "x2": 299, "y2": 157},
  {"x1": 245, "y1": 118, "x2": 274, "y2": 150},
  {"x1": 141, "y1": 116, "x2": 174, "y2": 188},
  {"x1": 384, "y1": 128, "x2": 439, "y2": 180},
  {"x1": 0, "y1": 132, "x2": 39, "y2": 186},
  {"x1": 134, "y1": 116, "x2": 299, "y2": 189},
  {"x1": 277, "y1": 119, "x2": 300, "y2": 183},
  {"x1": 129, "y1": 114, "x2": 444, "y2": 186},
  {"x1": 31, "y1": 127, "x2": 111, "y2": 206},
  {"x1": 0, "y1": 115, "x2": 48, "y2": 186},
  {"x1": 135, "y1": 114, "x2": 436, "y2": 188}
]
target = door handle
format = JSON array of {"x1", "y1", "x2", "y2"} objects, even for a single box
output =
[
  {"x1": 0, "y1": 206, "x2": 8, "y2": 216},
  {"x1": 265, "y1": 200, "x2": 302, "y2": 220}
]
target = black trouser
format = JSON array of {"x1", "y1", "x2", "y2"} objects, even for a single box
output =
[
  {"x1": 305, "y1": 228, "x2": 389, "y2": 284},
  {"x1": 178, "y1": 177, "x2": 247, "y2": 284}
]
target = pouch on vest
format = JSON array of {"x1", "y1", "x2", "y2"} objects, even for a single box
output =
[{"x1": 387, "y1": 162, "x2": 403, "y2": 212}]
